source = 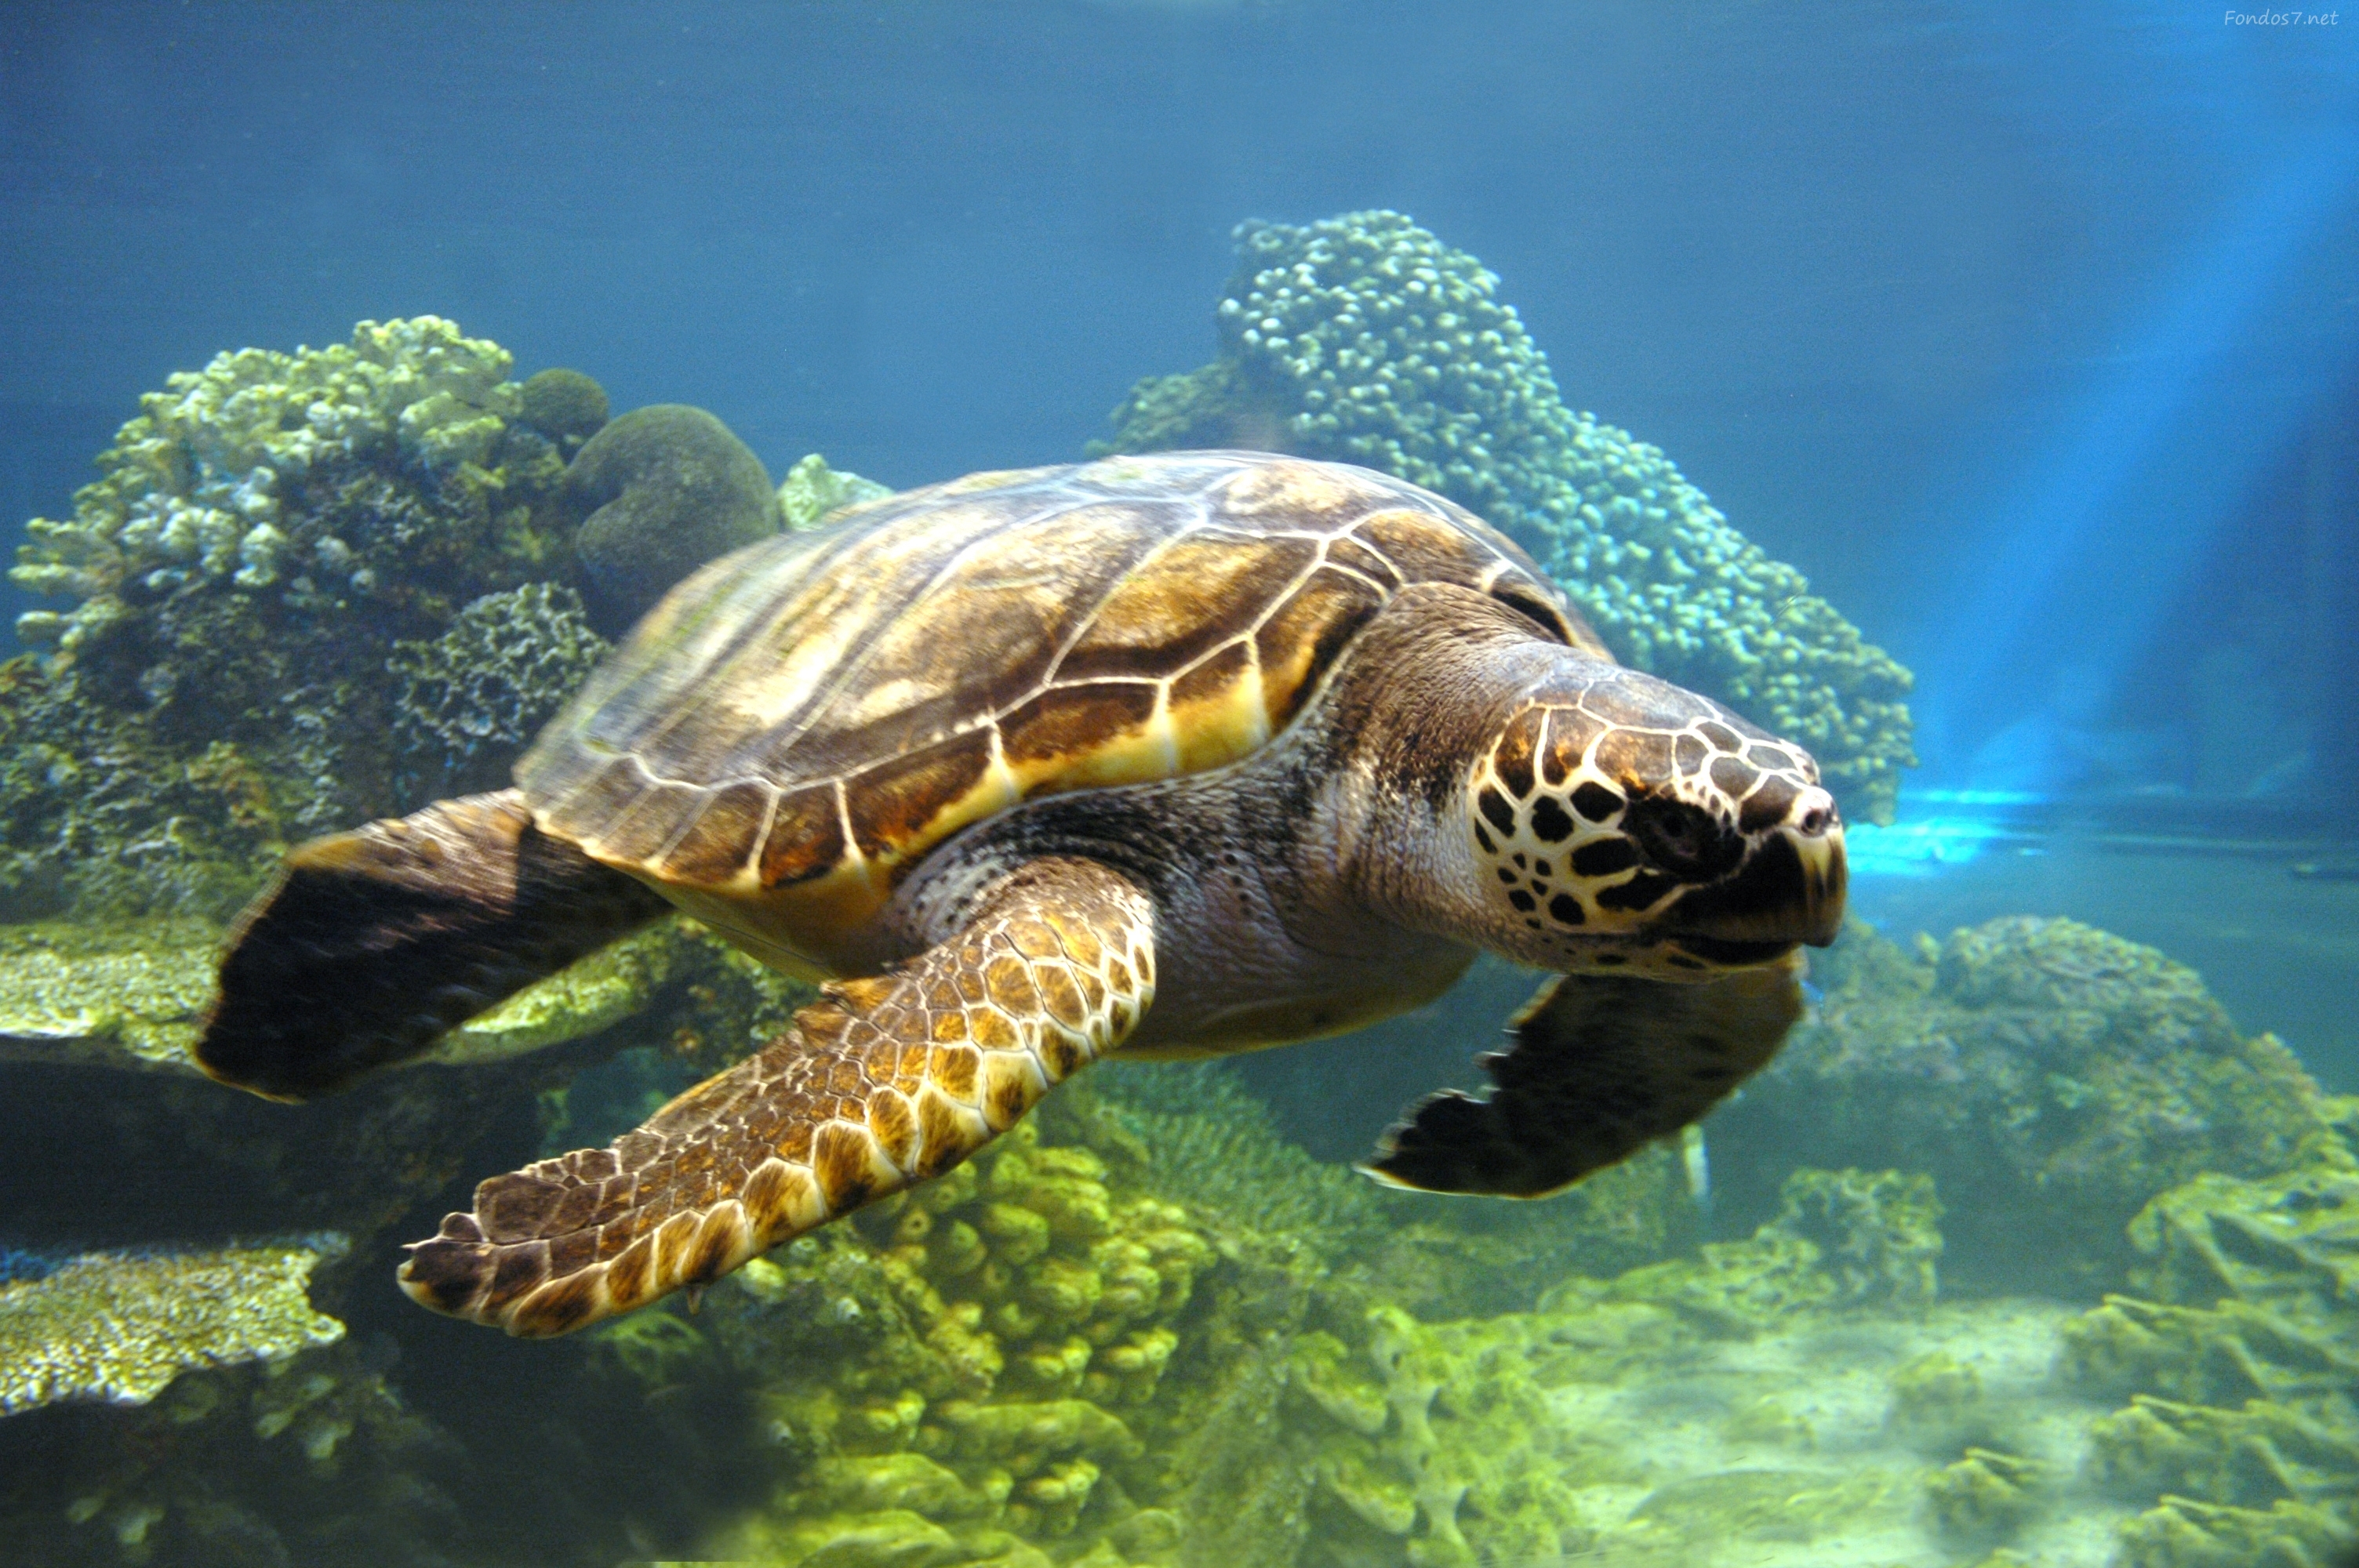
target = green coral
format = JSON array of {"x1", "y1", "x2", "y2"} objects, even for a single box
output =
[
  {"x1": 1064, "y1": 1059, "x2": 1690, "y2": 1318},
  {"x1": 2, "y1": 317, "x2": 583, "y2": 920},
  {"x1": 1284, "y1": 1307, "x2": 1600, "y2": 1567},
  {"x1": 655, "y1": 1118, "x2": 1223, "y2": 1566},
  {"x1": 2113, "y1": 1494, "x2": 2357, "y2": 1568},
  {"x1": 1097, "y1": 211, "x2": 1914, "y2": 821},
  {"x1": 388, "y1": 580, "x2": 609, "y2": 797},
  {"x1": 562, "y1": 403, "x2": 780, "y2": 633},
  {"x1": 0, "y1": 1237, "x2": 345, "y2": 1417},
  {"x1": 1605, "y1": 1167, "x2": 1938, "y2": 1336},
  {"x1": 517, "y1": 366, "x2": 610, "y2": 453},
  {"x1": 1714, "y1": 916, "x2": 2339, "y2": 1294},
  {"x1": 778, "y1": 452, "x2": 895, "y2": 532},
  {"x1": 2055, "y1": 1155, "x2": 2359, "y2": 1562}
]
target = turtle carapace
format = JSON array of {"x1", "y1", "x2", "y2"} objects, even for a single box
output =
[{"x1": 196, "y1": 452, "x2": 1847, "y2": 1337}]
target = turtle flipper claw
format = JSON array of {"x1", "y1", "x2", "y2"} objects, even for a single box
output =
[{"x1": 398, "y1": 857, "x2": 1158, "y2": 1336}]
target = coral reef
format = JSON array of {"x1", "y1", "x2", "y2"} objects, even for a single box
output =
[
  {"x1": 1711, "y1": 916, "x2": 2338, "y2": 1294},
  {"x1": 643, "y1": 1117, "x2": 1239, "y2": 1566},
  {"x1": 1284, "y1": 1306, "x2": 1602, "y2": 1566},
  {"x1": 1067, "y1": 1058, "x2": 1692, "y2": 1320},
  {"x1": 777, "y1": 452, "x2": 895, "y2": 532},
  {"x1": 2055, "y1": 1152, "x2": 2359, "y2": 1563},
  {"x1": 389, "y1": 581, "x2": 609, "y2": 797},
  {"x1": 1602, "y1": 1167, "x2": 1939, "y2": 1336},
  {"x1": 562, "y1": 403, "x2": 780, "y2": 633},
  {"x1": 2, "y1": 318, "x2": 584, "y2": 920},
  {"x1": 1097, "y1": 211, "x2": 1914, "y2": 821},
  {"x1": 0, "y1": 916, "x2": 218, "y2": 1071},
  {"x1": 0, "y1": 1236, "x2": 344, "y2": 1416},
  {"x1": 0, "y1": 910, "x2": 699, "y2": 1078},
  {"x1": 0, "y1": 1334, "x2": 464, "y2": 1567}
]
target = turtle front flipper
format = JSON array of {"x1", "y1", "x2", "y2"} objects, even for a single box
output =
[
  {"x1": 1362, "y1": 953, "x2": 1805, "y2": 1199},
  {"x1": 398, "y1": 856, "x2": 1157, "y2": 1337},
  {"x1": 198, "y1": 789, "x2": 674, "y2": 1102}
]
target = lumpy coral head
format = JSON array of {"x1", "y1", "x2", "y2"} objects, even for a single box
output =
[
  {"x1": 563, "y1": 404, "x2": 779, "y2": 634},
  {"x1": 519, "y1": 368, "x2": 610, "y2": 452}
]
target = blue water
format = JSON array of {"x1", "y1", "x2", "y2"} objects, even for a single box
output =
[{"x1": 3, "y1": 5, "x2": 2357, "y2": 1566}]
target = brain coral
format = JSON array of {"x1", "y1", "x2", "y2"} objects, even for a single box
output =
[
  {"x1": 562, "y1": 403, "x2": 780, "y2": 633},
  {"x1": 1100, "y1": 211, "x2": 1915, "y2": 822}
]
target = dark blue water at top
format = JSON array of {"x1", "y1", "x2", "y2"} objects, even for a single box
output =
[{"x1": 3, "y1": 0, "x2": 2354, "y2": 796}]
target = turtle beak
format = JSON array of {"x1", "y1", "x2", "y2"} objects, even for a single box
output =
[{"x1": 1663, "y1": 786, "x2": 1847, "y2": 950}]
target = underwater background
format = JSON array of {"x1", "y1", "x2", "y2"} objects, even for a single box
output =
[{"x1": 1, "y1": 3, "x2": 2355, "y2": 1566}]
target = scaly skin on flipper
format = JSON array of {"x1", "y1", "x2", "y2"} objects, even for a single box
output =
[
  {"x1": 1363, "y1": 952, "x2": 1806, "y2": 1199},
  {"x1": 197, "y1": 789, "x2": 673, "y2": 1101},
  {"x1": 397, "y1": 858, "x2": 1156, "y2": 1337}
]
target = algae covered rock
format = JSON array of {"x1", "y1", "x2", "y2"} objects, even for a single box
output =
[
  {"x1": 1098, "y1": 210, "x2": 1914, "y2": 821},
  {"x1": 1713, "y1": 916, "x2": 2337, "y2": 1294},
  {"x1": 0, "y1": 1236, "x2": 345, "y2": 1416},
  {"x1": 563, "y1": 402, "x2": 780, "y2": 633}
]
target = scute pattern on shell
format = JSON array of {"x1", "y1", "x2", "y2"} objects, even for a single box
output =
[{"x1": 519, "y1": 451, "x2": 1588, "y2": 896}]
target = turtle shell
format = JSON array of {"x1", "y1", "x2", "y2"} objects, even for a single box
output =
[{"x1": 518, "y1": 450, "x2": 1597, "y2": 971}]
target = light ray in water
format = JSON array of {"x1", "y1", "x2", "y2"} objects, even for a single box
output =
[{"x1": 1913, "y1": 135, "x2": 2359, "y2": 794}]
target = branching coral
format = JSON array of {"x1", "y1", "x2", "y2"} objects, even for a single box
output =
[
  {"x1": 0, "y1": 1237, "x2": 345, "y2": 1417},
  {"x1": 2, "y1": 318, "x2": 583, "y2": 918},
  {"x1": 1098, "y1": 211, "x2": 1915, "y2": 821},
  {"x1": 1712, "y1": 916, "x2": 2338, "y2": 1294}
]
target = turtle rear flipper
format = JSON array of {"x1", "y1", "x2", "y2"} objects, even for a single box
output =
[
  {"x1": 198, "y1": 789, "x2": 673, "y2": 1102},
  {"x1": 398, "y1": 856, "x2": 1157, "y2": 1337},
  {"x1": 1362, "y1": 953, "x2": 1805, "y2": 1198}
]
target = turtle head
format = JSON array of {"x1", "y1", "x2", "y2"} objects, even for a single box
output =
[{"x1": 1461, "y1": 662, "x2": 1845, "y2": 978}]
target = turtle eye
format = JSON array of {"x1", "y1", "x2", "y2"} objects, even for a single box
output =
[
  {"x1": 1622, "y1": 797, "x2": 1744, "y2": 881},
  {"x1": 1488, "y1": 585, "x2": 1572, "y2": 643}
]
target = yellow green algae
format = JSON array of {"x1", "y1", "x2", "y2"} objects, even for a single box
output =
[
  {"x1": 0, "y1": 1237, "x2": 345, "y2": 1416},
  {"x1": 1096, "y1": 210, "x2": 1914, "y2": 822},
  {"x1": 777, "y1": 452, "x2": 895, "y2": 532}
]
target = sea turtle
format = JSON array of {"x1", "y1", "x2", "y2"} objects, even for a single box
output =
[{"x1": 198, "y1": 450, "x2": 1846, "y2": 1338}]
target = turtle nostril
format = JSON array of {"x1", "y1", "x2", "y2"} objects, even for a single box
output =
[{"x1": 1792, "y1": 787, "x2": 1837, "y2": 837}]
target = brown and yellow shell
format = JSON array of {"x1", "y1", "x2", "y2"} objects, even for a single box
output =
[{"x1": 518, "y1": 450, "x2": 1598, "y2": 973}]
